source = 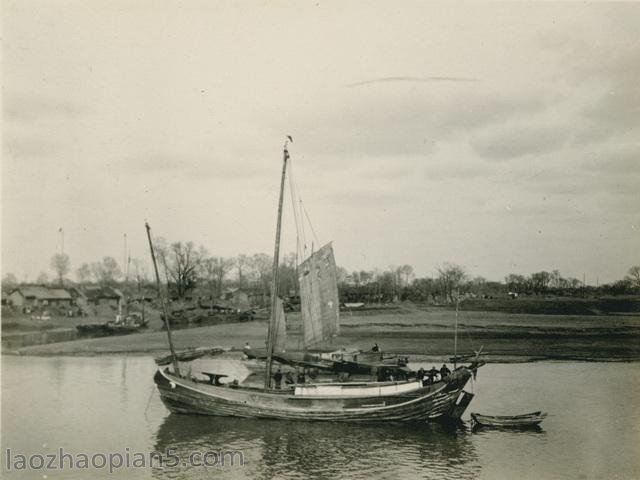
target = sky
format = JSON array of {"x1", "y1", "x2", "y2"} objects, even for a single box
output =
[{"x1": 2, "y1": 1, "x2": 639, "y2": 284}]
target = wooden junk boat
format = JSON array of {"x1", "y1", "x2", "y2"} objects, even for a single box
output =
[
  {"x1": 470, "y1": 411, "x2": 547, "y2": 428},
  {"x1": 76, "y1": 313, "x2": 147, "y2": 337},
  {"x1": 149, "y1": 139, "x2": 482, "y2": 423}
]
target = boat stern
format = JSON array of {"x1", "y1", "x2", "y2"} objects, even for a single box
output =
[{"x1": 441, "y1": 367, "x2": 476, "y2": 420}]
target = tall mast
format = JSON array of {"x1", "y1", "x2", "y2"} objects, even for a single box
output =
[
  {"x1": 264, "y1": 140, "x2": 290, "y2": 389},
  {"x1": 145, "y1": 222, "x2": 180, "y2": 377}
]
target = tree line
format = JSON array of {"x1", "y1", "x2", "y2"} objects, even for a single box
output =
[{"x1": 2, "y1": 244, "x2": 639, "y2": 302}]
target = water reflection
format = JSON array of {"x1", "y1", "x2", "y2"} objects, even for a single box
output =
[
  {"x1": 4, "y1": 358, "x2": 638, "y2": 480},
  {"x1": 471, "y1": 424, "x2": 546, "y2": 435},
  {"x1": 120, "y1": 357, "x2": 129, "y2": 404},
  {"x1": 153, "y1": 415, "x2": 480, "y2": 480}
]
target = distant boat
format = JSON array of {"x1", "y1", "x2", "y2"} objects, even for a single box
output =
[
  {"x1": 149, "y1": 140, "x2": 483, "y2": 423},
  {"x1": 471, "y1": 411, "x2": 547, "y2": 428},
  {"x1": 76, "y1": 313, "x2": 148, "y2": 337}
]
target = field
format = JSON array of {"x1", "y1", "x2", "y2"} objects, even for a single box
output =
[{"x1": 7, "y1": 305, "x2": 640, "y2": 362}]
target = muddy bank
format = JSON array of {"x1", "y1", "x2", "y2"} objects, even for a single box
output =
[{"x1": 6, "y1": 309, "x2": 640, "y2": 362}]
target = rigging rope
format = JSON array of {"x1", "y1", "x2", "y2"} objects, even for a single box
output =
[
  {"x1": 286, "y1": 155, "x2": 305, "y2": 352},
  {"x1": 287, "y1": 154, "x2": 319, "y2": 259},
  {"x1": 301, "y1": 201, "x2": 320, "y2": 247},
  {"x1": 287, "y1": 157, "x2": 304, "y2": 261}
]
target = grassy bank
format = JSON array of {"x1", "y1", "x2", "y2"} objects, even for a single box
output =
[
  {"x1": 459, "y1": 295, "x2": 640, "y2": 316},
  {"x1": 7, "y1": 307, "x2": 640, "y2": 362}
]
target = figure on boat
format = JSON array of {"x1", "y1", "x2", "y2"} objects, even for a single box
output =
[{"x1": 274, "y1": 368, "x2": 283, "y2": 390}]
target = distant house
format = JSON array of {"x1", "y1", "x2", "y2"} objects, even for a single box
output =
[
  {"x1": 65, "y1": 286, "x2": 85, "y2": 301},
  {"x1": 81, "y1": 286, "x2": 123, "y2": 308},
  {"x1": 222, "y1": 288, "x2": 251, "y2": 311},
  {"x1": 9, "y1": 286, "x2": 73, "y2": 308}
]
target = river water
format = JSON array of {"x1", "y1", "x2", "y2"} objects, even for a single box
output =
[{"x1": 2, "y1": 356, "x2": 639, "y2": 480}]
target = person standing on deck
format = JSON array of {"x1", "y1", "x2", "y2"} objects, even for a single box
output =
[
  {"x1": 440, "y1": 364, "x2": 451, "y2": 379},
  {"x1": 274, "y1": 368, "x2": 283, "y2": 389},
  {"x1": 428, "y1": 366, "x2": 439, "y2": 383},
  {"x1": 285, "y1": 371, "x2": 295, "y2": 386}
]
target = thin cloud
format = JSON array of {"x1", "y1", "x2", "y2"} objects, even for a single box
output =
[
  {"x1": 424, "y1": 163, "x2": 490, "y2": 182},
  {"x1": 120, "y1": 152, "x2": 272, "y2": 181},
  {"x1": 3, "y1": 136, "x2": 57, "y2": 159},
  {"x1": 3, "y1": 92, "x2": 86, "y2": 123},
  {"x1": 582, "y1": 145, "x2": 640, "y2": 175},
  {"x1": 471, "y1": 123, "x2": 569, "y2": 161},
  {"x1": 346, "y1": 76, "x2": 479, "y2": 88},
  {"x1": 285, "y1": 90, "x2": 549, "y2": 160}
]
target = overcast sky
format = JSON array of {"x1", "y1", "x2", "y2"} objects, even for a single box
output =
[{"x1": 2, "y1": 1, "x2": 639, "y2": 284}]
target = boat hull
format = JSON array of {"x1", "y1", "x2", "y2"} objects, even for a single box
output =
[
  {"x1": 154, "y1": 367, "x2": 475, "y2": 423},
  {"x1": 470, "y1": 411, "x2": 546, "y2": 428}
]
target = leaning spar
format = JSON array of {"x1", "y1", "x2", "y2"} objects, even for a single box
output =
[{"x1": 145, "y1": 221, "x2": 180, "y2": 377}]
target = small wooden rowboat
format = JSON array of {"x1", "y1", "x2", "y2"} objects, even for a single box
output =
[{"x1": 471, "y1": 411, "x2": 547, "y2": 428}]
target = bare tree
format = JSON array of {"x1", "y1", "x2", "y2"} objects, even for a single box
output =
[
  {"x1": 397, "y1": 264, "x2": 414, "y2": 287},
  {"x1": 163, "y1": 242, "x2": 207, "y2": 298},
  {"x1": 131, "y1": 258, "x2": 149, "y2": 283},
  {"x1": 91, "y1": 257, "x2": 122, "y2": 286},
  {"x1": 279, "y1": 252, "x2": 298, "y2": 296},
  {"x1": 627, "y1": 266, "x2": 640, "y2": 290},
  {"x1": 76, "y1": 263, "x2": 92, "y2": 283},
  {"x1": 201, "y1": 256, "x2": 235, "y2": 298},
  {"x1": 152, "y1": 237, "x2": 173, "y2": 288},
  {"x1": 249, "y1": 253, "x2": 272, "y2": 305},
  {"x1": 236, "y1": 254, "x2": 250, "y2": 289},
  {"x1": 468, "y1": 276, "x2": 487, "y2": 296},
  {"x1": 130, "y1": 258, "x2": 150, "y2": 295},
  {"x1": 50, "y1": 253, "x2": 70, "y2": 286},
  {"x1": 36, "y1": 272, "x2": 50, "y2": 285},
  {"x1": 530, "y1": 271, "x2": 552, "y2": 294},
  {"x1": 2, "y1": 273, "x2": 18, "y2": 290},
  {"x1": 359, "y1": 270, "x2": 373, "y2": 284},
  {"x1": 505, "y1": 274, "x2": 526, "y2": 292},
  {"x1": 437, "y1": 263, "x2": 467, "y2": 302}
]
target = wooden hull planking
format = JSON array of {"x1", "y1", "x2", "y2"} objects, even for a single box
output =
[
  {"x1": 154, "y1": 367, "x2": 475, "y2": 423},
  {"x1": 470, "y1": 411, "x2": 547, "y2": 427}
]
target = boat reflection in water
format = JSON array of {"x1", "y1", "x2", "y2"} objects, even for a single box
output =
[{"x1": 152, "y1": 414, "x2": 481, "y2": 480}]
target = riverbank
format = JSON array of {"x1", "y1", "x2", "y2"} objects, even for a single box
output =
[
  {"x1": 459, "y1": 295, "x2": 640, "y2": 316},
  {"x1": 5, "y1": 307, "x2": 640, "y2": 362}
]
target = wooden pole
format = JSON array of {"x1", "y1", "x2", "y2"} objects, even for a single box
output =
[
  {"x1": 264, "y1": 143, "x2": 289, "y2": 389},
  {"x1": 145, "y1": 222, "x2": 180, "y2": 377},
  {"x1": 454, "y1": 290, "x2": 459, "y2": 369}
]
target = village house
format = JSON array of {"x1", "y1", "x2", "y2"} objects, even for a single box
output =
[
  {"x1": 8, "y1": 286, "x2": 73, "y2": 308},
  {"x1": 221, "y1": 287, "x2": 251, "y2": 311},
  {"x1": 80, "y1": 286, "x2": 123, "y2": 308}
]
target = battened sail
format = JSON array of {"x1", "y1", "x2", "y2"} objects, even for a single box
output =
[
  {"x1": 273, "y1": 297, "x2": 287, "y2": 353},
  {"x1": 298, "y1": 243, "x2": 340, "y2": 348}
]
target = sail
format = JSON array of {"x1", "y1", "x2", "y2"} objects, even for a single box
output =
[
  {"x1": 298, "y1": 242, "x2": 340, "y2": 348},
  {"x1": 273, "y1": 297, "x2": 287, "y2": 353}
]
